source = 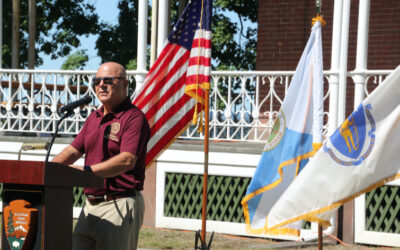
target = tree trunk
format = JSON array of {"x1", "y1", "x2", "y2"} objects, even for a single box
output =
[
  {"x1": 12, "y1": 0, "x2": 20, "y2": 69},
  {"x1": 28, "y1": 0, "x2": 36, "y2": 69}
]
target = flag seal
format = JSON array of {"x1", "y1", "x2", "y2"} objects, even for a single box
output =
[
  {"x1": 324, "y1": 103, "x2": 376, "y2": 166},
  {"x1": 264, "y1": 112, "x2": 286, "y2": 151}
]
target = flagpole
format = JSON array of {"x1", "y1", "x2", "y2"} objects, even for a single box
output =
[
  {"x1": 318, "y1": 223, "x2": 323, "y2": 250},
  {"x1": 316, "y1": 2, "x2": 324, "y2": 250},
  {"x1": 201, "y1": 87, "x2": 210, "y2": 247}
]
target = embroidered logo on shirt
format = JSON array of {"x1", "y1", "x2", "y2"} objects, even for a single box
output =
[{"x1": 109, "y1": 122, "x2": 121, "y2": 142}]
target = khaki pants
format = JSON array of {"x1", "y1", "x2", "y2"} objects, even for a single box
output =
[{"x1": 73, "y1": 192, "x2": 144, "y2": 250}]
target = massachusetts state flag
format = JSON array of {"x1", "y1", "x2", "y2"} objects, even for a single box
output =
[
  {"x1": 133, "y1": 0, "x2": 212, "y2": 168},
  {"x1": 241, "y1": 21, "x2": 324, "y2": 235},
  {"x1": 265, "y1": 65, "x2": 400, "y2": 235}
]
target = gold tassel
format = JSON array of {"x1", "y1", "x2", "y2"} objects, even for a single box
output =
[
  {"x1": 312, "y1": 14, "x2": 326, "y2": 26},
  {"x1": 192, "y1": 104, "x2": 198, "y2": 125},
  {"x1": 192, "y1": 104, "x2": 204, "y2": 133}
]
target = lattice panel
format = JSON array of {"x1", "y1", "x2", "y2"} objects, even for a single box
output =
[
  {"x1": 73, "y1": 187, "x2": 86, "y2": 207},
  {"x1": 164, "y1": 173, "x2": 251, "y2": 223},
  {"x1": 0, "y1": 185, "x2": 85, "y2": 206},
  {"x1": 366, "y1": 185, "x2": 400, "y2": 233},
  {"x1": 302, "y1": 221, "x2": 311, "y2": 230}
]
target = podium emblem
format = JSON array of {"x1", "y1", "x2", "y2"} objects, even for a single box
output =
[{"x1": 3, "y1": 200, "x2": 38, "y2": 250}]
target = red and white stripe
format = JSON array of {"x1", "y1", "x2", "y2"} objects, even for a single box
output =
[
  {"x1": 185, "y1": 30, "x2": 212, "y2": 102},
  {"x1": 133, "y1": 29, "x2": 211, "y2": 168}
]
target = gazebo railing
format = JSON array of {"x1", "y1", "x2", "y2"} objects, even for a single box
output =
[{"x1": 0, "y1": 69, "x2": 392, "y2": 141}]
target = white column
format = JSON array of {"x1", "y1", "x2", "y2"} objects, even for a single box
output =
[
  {"x1": 150, "y1": 0, "x2": 158, "y2": 66},
  {"x1": 0, "y1": 0, "x2": 3, "y2": 68},
  {"x1": 157, "y1": 0, "x2": 169, "y2": 56},
  {"x1": 324, "y1": 0, "x2": 345, "y2": 238},
  {"x1": 0, "y1": 0, "x2": 2, "y2": 133},
  {"x1": 337, "y1": 0, "x2": 351, "y2": 126},
  {"x1": 328, "y1": 0, "x2": 343, "y2": 135},
  {"x1": 353, "y1": 0, "x2": 370, "y2": 108},
  {"x1": 136, "y1": 0, "x2": 148, "y2": 91}
]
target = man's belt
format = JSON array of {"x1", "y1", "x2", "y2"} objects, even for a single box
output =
[{"x1": 86, "y1": 190, "x2": 137, "y2": 205}]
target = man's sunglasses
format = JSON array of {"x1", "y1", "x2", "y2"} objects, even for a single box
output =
[{"x1": 92, "y1": 77, "x2": 125, "y2": 86}]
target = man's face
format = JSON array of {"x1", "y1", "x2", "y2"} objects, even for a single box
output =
[{"x1": 94, "y1": 63, "x2": 127, "y2": 107}]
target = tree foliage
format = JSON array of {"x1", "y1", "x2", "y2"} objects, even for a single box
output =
[
  {"x1": 2, "y1": 0, "x2": 100, "y2": 68},
  {"x1": 170, "y1": 0, "x2": 258, "y2": 70},
  {"x1": 61, "y1": 50, "x2": 88, "y2": 70},
  {"x1": 169, "y1": 0, "x2": 258, "y2": 109},
  {"x1": 212, "y1": 0, "x2": 258, "y2": 70},
  {"x1": 2, "y1": 0, "x2": 257, "y2": 73},
  {"x1": 95, "y1": 0, "x2": 139, "y2": 67}
]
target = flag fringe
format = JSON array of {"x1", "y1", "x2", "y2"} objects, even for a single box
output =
[
  {"x1": 245, "y1": 222, "x2": 301, "y2": 237},
  {"x1": 184, "y1": 82, "x2": 211, "y2": 105},
  {"x1": 241, "y1": 145, "x2": 321, "y2": 233},
  {"x1": 263, "y1": 173, "x2": 400, "y2": 234}
]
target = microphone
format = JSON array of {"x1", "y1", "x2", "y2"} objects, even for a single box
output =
[
  {"x1": 46, "y1": 95, "x2": 92, "y2": 163},
  {"x1": 59, "y1": 96, "x2": 92, "y2": 113},
  {"x1": 18, "y1": 142, "x2": 50, "y2": 160},
  {"x1": 21, "y1": 142, "x2": 50, "y2": 151}
]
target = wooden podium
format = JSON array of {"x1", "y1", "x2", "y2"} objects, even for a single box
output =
[{"x1": 0, "y1": 159, "x2": 103, "y2": 250}]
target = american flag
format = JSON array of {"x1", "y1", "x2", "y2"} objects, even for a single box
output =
[{"x1": 133, "y1": 0, "x2": 212, "y2": 168}]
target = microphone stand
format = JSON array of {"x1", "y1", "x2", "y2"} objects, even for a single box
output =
[{"x1": 45, "y1": 109, "x2": 74, "y2": 163}]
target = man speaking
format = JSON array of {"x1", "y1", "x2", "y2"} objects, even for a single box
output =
[{"x1": 52, "y1": 62, "x2": 150, "y2": 250}]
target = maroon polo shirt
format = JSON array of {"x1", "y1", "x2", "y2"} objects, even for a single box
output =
[{"x1": 71, "y1": 97, "x2": 150, "y2": 196}]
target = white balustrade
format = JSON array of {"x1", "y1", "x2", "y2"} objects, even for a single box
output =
[{"x1": 0, "y1": 69, "x2": 393, "y2": 141}]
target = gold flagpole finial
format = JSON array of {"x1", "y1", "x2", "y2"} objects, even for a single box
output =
[
  {"x1": 312, "y1": 0, "x2": 326, "y2": 26},
  {"x1": 316, "y1": 0, "x2": 322, "y2": 14}
]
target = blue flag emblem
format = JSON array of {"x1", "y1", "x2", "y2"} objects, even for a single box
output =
[
  {"x1": 324, "y1": 104, "x2": 376, "y2": 166},
  {"x1": 332, "y1": 105, "x2": 366, "y2": 158}
]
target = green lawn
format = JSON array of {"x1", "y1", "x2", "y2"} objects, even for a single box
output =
[{"x1": 1, "y1": 215, "x2": 393, "y2": 249}]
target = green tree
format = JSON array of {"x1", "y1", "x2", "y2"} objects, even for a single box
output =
[
  {"x1": 2, "y1": 0, "x2": 100, "y2": 68},
  {"x1": 170, "y1": 0, "x2": 258, "y2": 70},
  {"x1": 61, "y1": 50, "x2": 88, "y2": 70},
  {"x1": 126, "y1": 59, "x2": 137, "y2": 70},
  {"x1": 96, "y1": 0, "x2": 139, "y2": 67},
  {"x1": 170, "y1": 0, "x2": 258, "y2": 111}
]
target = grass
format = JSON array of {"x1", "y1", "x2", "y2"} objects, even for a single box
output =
[
  {"x1": 137, "y1": 226, "x2": 393, "y2": 250},
  {"x1": 138, "y1": 225, "x2": 292, "y2": 249},
  {"x1": 138, "y1": 225, "x2": 276, "y2": 249},
  {"x1": 1, "y1": 216, "x2": 398, "y2": 249}
]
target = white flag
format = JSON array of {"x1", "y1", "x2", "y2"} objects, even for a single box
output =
[
  {"x1": 241, "y1": 21, "x2": 324, "y2": 235},
  {"x1": 265, "y1": 65, "x2": 400, "y2": 234}
]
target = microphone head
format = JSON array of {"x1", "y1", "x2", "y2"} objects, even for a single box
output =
[
  {"x1": 59, "y1": 95, "x2": 92, "y2": 113},
  {"x1": 82, "y1": 95, "x2": 93, "y2": 103},
  {"x1": 21, "y1": 142, "x2": 50, "y2": 151}
]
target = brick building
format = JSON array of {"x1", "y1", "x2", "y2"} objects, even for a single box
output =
[
  {"x1": 256, "y1": 1, "x2": 400, "y2": 243},
  {"x1": 256, "y1": 0, "x2": 400, "y2": 115}
]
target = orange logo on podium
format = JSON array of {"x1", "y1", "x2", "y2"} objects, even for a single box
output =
[{"x1": 3, "y1": 200, "x2": 38, "y2": 250}]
